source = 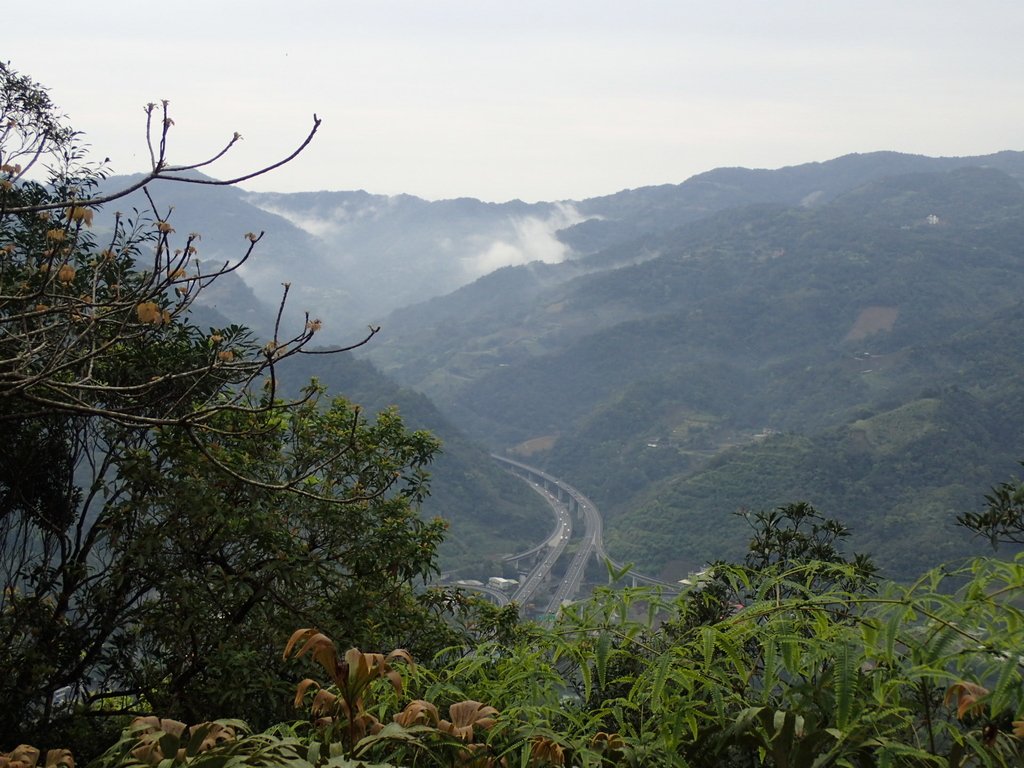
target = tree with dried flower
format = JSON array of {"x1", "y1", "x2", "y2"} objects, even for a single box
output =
[
  {"x1": 0, "y1": 62, "x2": 353, "y2": 436},
  {"x1": 0, "y1": 63, "x2": 450, "y2": 754}
]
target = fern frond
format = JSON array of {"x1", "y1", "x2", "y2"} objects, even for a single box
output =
[{"x1": 834, "y1": 641, "x2": 857, "y2": 730}]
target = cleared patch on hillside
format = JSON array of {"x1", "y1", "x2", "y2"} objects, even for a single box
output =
[
  {"x1": 511, "y1": 435, "x2": 558, "y2": 456},
  {"x1": 844, "y1": 306, "x2": 899, "y2": 342},
  {"x1": 667, "y1": 409, "x2": 717, "y2": 436}
]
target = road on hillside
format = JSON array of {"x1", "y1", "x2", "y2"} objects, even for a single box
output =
[
  {"x1": 503, "y1": 482, "x2": 572, "y2": 564},
  {"x1": 543, "y1": 488, "x2": 601, "y2": 613},
  {"x1": 493, "y1": 455, "x2": 679, "y2": 614},
  {"x1": 510, "y1": 483, "x2": 572, "y2": 605}
]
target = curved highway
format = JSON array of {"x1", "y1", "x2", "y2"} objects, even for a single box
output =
[
  {"x1": 503, "y1": 482, "x2": 572, "y2": 564},
  {"x1": 542, "y1": 488, "x2": 599, "y2": 613},
  {"x1": 493, "y1": 455, "x2": 679, "y2": 616},
  {"x1": 510, "y1": 483, "x2": 572, "y2": 605}
]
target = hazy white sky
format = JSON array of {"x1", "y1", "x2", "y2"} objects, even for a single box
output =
[{"x1": 6, "y1": 1, "x2": 1024, "y2": 202}]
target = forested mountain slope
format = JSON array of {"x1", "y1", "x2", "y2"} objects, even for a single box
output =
[
  {"x1": 98, "y1": 153, "x2": 1024, "y2": 580},
  {"x1": 276, "y1": 352, "x2": 550, "y2": 573},
  {"x1": 363, "y1": 162, "x2": 1024, "y2": 580},
  {"x1": 93, "y1": 176, "x2": 550, "y2": 572},
  {"x1": 561, "y1": 149, "x2": 1024, "y2": 254}
]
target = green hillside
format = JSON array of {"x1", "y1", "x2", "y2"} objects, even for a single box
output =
[
  {"x1": 606, "y1": 389, "x2": 1018, "y2": 580},
  {"x1": 277, "y1": 353, "x2": 550, "y2": 573},
  {"x1": 364, "y1": 161, "x2": 1024, "y2": 581}
]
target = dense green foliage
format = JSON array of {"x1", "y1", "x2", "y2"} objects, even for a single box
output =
[
  {"x1": 97, "y1": 395, "x2": 449, "y2": 725},
  {"x1": 958, "y1": 467, "x2": 1024, "y2": 549},
  {"x1": 605, "y1": 391, "x2": 1019, "y2": 578},
  {"x1": 0, "y1": 64, "x2": 463, "y2": 752},
  {"x1": 30, "y1": 502, "x2": 1024, "y2": 768}
]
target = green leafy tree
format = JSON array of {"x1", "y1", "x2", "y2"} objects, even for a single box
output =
[
  {"x1": 394, "y1": 554, "x2": 1023, "y2": 767},
  {"x1": 97, "y1": 394, "x2": 446, "y2": 726},
  {"x1": 0, "y1": 63, "x2": 452, "y2": 753},
  {"x1": 740, "y1": 501, "x2": 878, "y2": 600},
  {"x1": 958, "y1": 464, "x2": 1024, "y2": 548}
]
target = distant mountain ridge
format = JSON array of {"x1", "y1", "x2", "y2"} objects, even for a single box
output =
[
  {"x1": 560, "y1": 150, "x2": 1024, "y2": 253},
  {"x1": 358, "y1": 155, "x2": 1024, "y2": 580},
  {"x1": 245, "y1": 189, "x2": 581, "y2": 330},
  {"x1": 97, "y1": 150, "x2": 1024, "y2": 345}
]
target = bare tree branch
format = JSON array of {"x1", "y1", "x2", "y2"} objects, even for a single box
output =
[{"x1": 3, "y1": 114, "x2": 322, "y2": 214}]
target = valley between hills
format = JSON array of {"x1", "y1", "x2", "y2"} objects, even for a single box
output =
[{"x1": 107, "y1": 150, "x2": 1024, "y2": 585}]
